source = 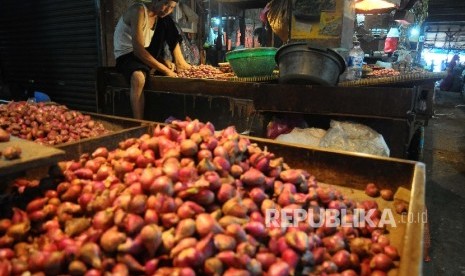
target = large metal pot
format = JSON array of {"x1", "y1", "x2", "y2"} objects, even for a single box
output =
[{"x1": 276, "y1": 43, "x2": 346, "y2": 86}]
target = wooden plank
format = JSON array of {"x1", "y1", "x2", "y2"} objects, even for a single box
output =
[{"x1": 0, "y1": 137, "x2": 65, "y2": 176}]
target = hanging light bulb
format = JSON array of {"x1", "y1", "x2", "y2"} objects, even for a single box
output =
[{"x1": 355, "y1": 0, "x2": 400, "y2": 12}]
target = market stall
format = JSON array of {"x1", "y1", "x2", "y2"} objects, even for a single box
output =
[
  {"x1": 0, "y1": 0, "x2": 445, "y2": 274},
  {"x1": 96, "y1": 67, "x2": 435, "y2": 160}
]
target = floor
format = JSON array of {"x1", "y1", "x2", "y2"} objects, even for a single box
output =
[{"x1": 422, "y1": 90, "x2": 465, "y2": 275}]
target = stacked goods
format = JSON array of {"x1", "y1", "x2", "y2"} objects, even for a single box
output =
[
  {"x1": 218, "y1": 63, "x2": 233, "y2": 74},
  {"x1": 0, "y1": 119, "x2": 400, "y2": 275},
  {"x1": 364, "y1": 68, "x2": 400, "y2": 78},
  {"x1": 0, "y1": 102, "x2": 109, "y2": 145},
  {"x1": 177, "y1": 65, "x2": 235, "y2": 80},
  {"x1": 0, "y1": 127, "x2": 20, "y2": 160}
]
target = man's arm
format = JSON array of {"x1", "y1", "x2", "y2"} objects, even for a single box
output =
[{"x1": 128, "y1": 5, "x2": 176, "y2": 76}]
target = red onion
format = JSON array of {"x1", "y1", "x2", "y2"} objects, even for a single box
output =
[
  {"x1": 230, "y1": 164, "x2": 244, "y2": 178},
  {"x1": 170, "y1": 237, "x2": 197, "y2": 258},
  {"x1": 43, "y1": 251, "x2": 65, "y2": 275},
  {"x1": 216, "y1": 250, "x2": 241, "y2": 268},
  {"x1": 332, "y1": 249, "x2": 351, "y2": 270},
  {"x1": 370, "y1": 253, "x2": 393, "y2": 271},
  {"x1": 213, "y1": 233, "x2": 237, "y2": 251},
  {"x1": 383, "y1": 245, "x2": 399, "y2": 260},
  {"x1": 241, "y1": 168, "x2": 266, "y2": 186},
  {"x1": 279, "y1": 169, "x2": 305, "y2": 184},
  {"x1": 380, "y1": 189, "x2": 394, "y2": 201},
  {"x1": 144, "y1": 208, "x2": 159, "y2": 224},
  {"x1": 177, "y1": 201, "x2": 205, "y2": 219},
  {"x1": 100, "y1": 226, "x2": 126, "y2": 252},
  {"x1": 144, "y1": 259, "x2": 159, "y2": 275},
  {"x1": 223, "y1": 268, "x2": 251, "y2": 276},
  {"x1": 91, "y1": 147, "x2": 109, "y2": 158},
  {"x1": 267, "y1": 260, "x2": 290, "y2": 276},
  {"x1": 340, "y1": 269, "x2": 358, "y2": 276},
  {"x1": 117, "y1": 236, "x2": 144, "y2": 255},
  {"x1": 204, "y1": 257, "x2": 224, "y2": 276},
  {"x1": 255, "y1": 252, "x2": 276, "y2": 271},
  {"x1": 217, "y1": 183, "x2": 237, "y2": 203},
  {"x1": 173, "y1": 247, "x2": 202, "y2": 267},
  {"x1": 365, "y1": 183, "x2": 380, "y2": 197},
  {"x1": 128, "y1": 194, "x2": 147, "y2": 214},
  {"x1": 139, "y1": 224, "x2": 162, "y2": 257},
  {"x1": 174, "y1": 218, "x2": 196, "y2": 242},
  {"x1": 195, "y1": 213, "x2": 223, "y2": 237},
  {"x1": 180, "y1": 139, "x2": 198, "y2": 156},
  {"x1": 68, "y1": 260, "x2": 88, "y2": 276},
  {"x1": 79, "y1": 242, "x2": 102, "y2": 268},
  {"x1": 121, "y1": 214, "x2": 144, "y2": 235},
  {"x1": 117, "y1": 254, "x2": 146, "y2": 273},
  {"x1": 190, "y1": 189, "x2": 215, "y2": 206},
  {"x1": 150, "y1": 175, "x2": 174, "y2": 196},
  {"x1": 281, "y1": 248, "x2": 299, "y2": 271},
  {"x1": 243, "y1": 221, "x2": 267, "y2": 239},
  {"x1": 161, "y1": 213, "x2": 180, "y2": 229},
  {"x1": 222, "y1": 197, "x2": 247, "y2": 218}
]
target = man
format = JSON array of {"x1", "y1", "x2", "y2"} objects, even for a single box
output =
[
  {"x1": 114, "y1": 0, "x2": 191, "y2": 119},
  {"x1": 439, "y1": 54, "x2": 460, "y2": 91}
]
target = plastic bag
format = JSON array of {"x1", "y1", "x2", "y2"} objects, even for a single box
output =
[
  {"x1": 318, "y1": 120, "x2": 390, "y2": 156},
  {"x1": 276, "y1": 128, "x2": 327, "y2": 147},
  {"x1": 266, "y1": 116, "x2": 308, "y2": 139},
  {"x1": 384, "y1": 37, "x2": 398, "y2": 53}
]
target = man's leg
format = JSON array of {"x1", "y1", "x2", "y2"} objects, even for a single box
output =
[{"x1": 130, "y1": 70, "x2": 146, "y2": 119}]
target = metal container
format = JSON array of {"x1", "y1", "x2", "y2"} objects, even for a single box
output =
[{"x1": 276, "y1": 43, "x2": 346, "y2": 86}]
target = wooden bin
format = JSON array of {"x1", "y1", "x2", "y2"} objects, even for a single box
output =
[
  {"x1": 248, "y1": 136, "x2": 425, "y2": 276},
  {"x1": 55, "y1": 112, "x2": 154, "y2": 161}
]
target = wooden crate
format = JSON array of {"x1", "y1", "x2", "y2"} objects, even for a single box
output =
[{"x1": 248, "y1": 136, "x2": 425, "y2": 276}]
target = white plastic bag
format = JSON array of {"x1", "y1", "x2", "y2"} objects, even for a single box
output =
[
  {"x1": 276, "y1": 128, "x2": 327, "y2": 147},
  {"x1": 318, "y1": 120, "x2": 390, "y2": 156}
]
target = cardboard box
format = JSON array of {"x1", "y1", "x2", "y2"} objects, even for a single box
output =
[{"x1": 291, "y1": 0, "x2": 355, "y2": 49}]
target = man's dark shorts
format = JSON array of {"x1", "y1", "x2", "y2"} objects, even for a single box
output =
[{"x1": 115, "y1": 52, "x2": 150, "y2": 83}]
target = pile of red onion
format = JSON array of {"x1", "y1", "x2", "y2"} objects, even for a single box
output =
[
  {"x1": 0, "y1": 119, "x2": 399, "y2": 275},
  {"x1": 0, "y1": 102, "x2": 109, "y2": 145}
]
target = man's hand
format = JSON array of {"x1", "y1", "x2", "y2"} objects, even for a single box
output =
[
  {"x1": 164, "y1": 60, "x2": 176, "y2": 71},
  {"x1": 165, "y1": 70, "x2": 178, "y2": 77}
]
